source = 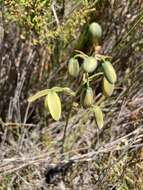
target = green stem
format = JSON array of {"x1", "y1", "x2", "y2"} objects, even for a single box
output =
[
  {"x1": 88, "y1": 72, "x2": 103, "y2": 81},
  {"x1": 61, "y1": 81, "x2": 85, "y2": 154},
  {"x1": 74, "y1": 50, "x2": 88, "y2": 57},
  {"x1": 61, "y1": 71, "x2": 104, "y2": 154},
  {"x1": 74, "y1": 54, "x2": 87, "y2": 60},
  {"x1": 86, "y1": 73, "x2": 89, "y2": 87},
  {"x1": 61, "y1": 99, "x2": 74, "y2": 154}
]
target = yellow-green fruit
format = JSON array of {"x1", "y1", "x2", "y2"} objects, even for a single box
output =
[
  {"x1": 102, "y1": 61, "x2": 117, "y2": 84},
  {"x1": 83, "y1": 87, "x2": 94, "y2": 107},
  {"x1": 68, "y1": 58, "x2": 79, "y2": 77},
  {"x1": 45, "y1": 91, "x2": 61, "y2": 121},
  {"x1": 83, "y1": 56, "x2": 97, "y2": 73},
  {"x1": 89, "y1": 22, "x2": 102, "y2": 39},
  {"x1": 102, "y1": 77, "x2": 114, "y2": 97},
  {"x1": 93, "y1": 106, "x2": 104, "y2": 129}
]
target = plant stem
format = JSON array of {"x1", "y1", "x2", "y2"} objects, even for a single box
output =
[
  {"x1": 61, "y1": 72, "x2": 104, "y2": 154},
  {"x1": 74, "y1": 54, "x2": 86, "y2": 60},
  {"x1": 88, "y1": 72, "x2": 103, "y2": 81},
  {"x1": 61, "y1": 99, "x2": 74, "y2": 154},
  {"x1": 74, "y1": 50, "x2": 88, "y2": 57},
  {"x1": 61, "y1": 82, "x2": 85, "y2": 154}
]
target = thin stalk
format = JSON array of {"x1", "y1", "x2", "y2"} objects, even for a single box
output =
[
  {"x1": 88, "y1": 72, "x2": 103, "y2": 81},
  {"x1": 74, "y1": 50, "x2": 88, "y2": 57},
  {"x1": 61, "y1": 72, "x2": 104, "y2": 154},
  {"x1": 61, "y1": 81, "x2": 85, "y2": 154},
  {"x1": 74, "y1": 54, "x2": 86, "y2": 60}
]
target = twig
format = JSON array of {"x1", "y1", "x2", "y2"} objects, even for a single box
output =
[
  {"x1": 18, "y1": 102, "x2": 31, "y2": 150},
  {"x1": 1, "y1": 122, "x2": 36, "y2": 128},
  {"x1": 51, "y1": 1, "x2": 60, "y2": 26}
]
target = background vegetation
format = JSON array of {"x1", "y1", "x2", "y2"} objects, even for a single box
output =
[{"x1": 0, "y1": 0, "x2": 143, "y2": 189}]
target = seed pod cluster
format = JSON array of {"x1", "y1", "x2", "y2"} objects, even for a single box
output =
[
  {"x1": 83, "y1": 87, "x2": 94, "y2": 108},
  {"x1": 44, "y1": 91, "x2": 61, "y2": 121},
  {"x1": 68, "y1": 58, "x2": 79, "y2": 77},
  {"x1": 83, "y1": 56, "x2": 97, "y2": 73},
  {"x1": 65, "y1": 21, "x2": 117, "y2": 131}
]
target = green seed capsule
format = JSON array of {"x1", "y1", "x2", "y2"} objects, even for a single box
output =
[
  {"x1": 68, "y1": 58, "x2": 79, "y2": 77},
  {"x1": 45, "y1": 91, "x2": 61, "y2": 121},
  {"x1": 102, "y1": 77, "x2": 114, "y2": 97},
  {"x1": 102, "y1": 61, "x2": 117, "y2": 84},
  {"x1": 83, "y1": 87, "x2": 94, "y2": 107},
  {"x1": 83, "y1": 56, "x2": 97, "y2": 73},
  {"x1": 93, "y1": 106, "x2": 104, "y2": 129},
  {"x1": 88, "y1": 22, "x2": 102, "y2": 39}
]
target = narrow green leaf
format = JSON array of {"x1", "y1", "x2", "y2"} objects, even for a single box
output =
[
  {"x1": 28, "y1": 87, "x2": 75, "y2": 103},
  {"x1": 51, "y1": 87, "x2": 75, "y2": 96},
  {"x1": 51, "y1": 86, "x2": 64, "y2": 92},
  {"x1": 28, "y1": 89, "x2": 50, "y2": 103}
]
